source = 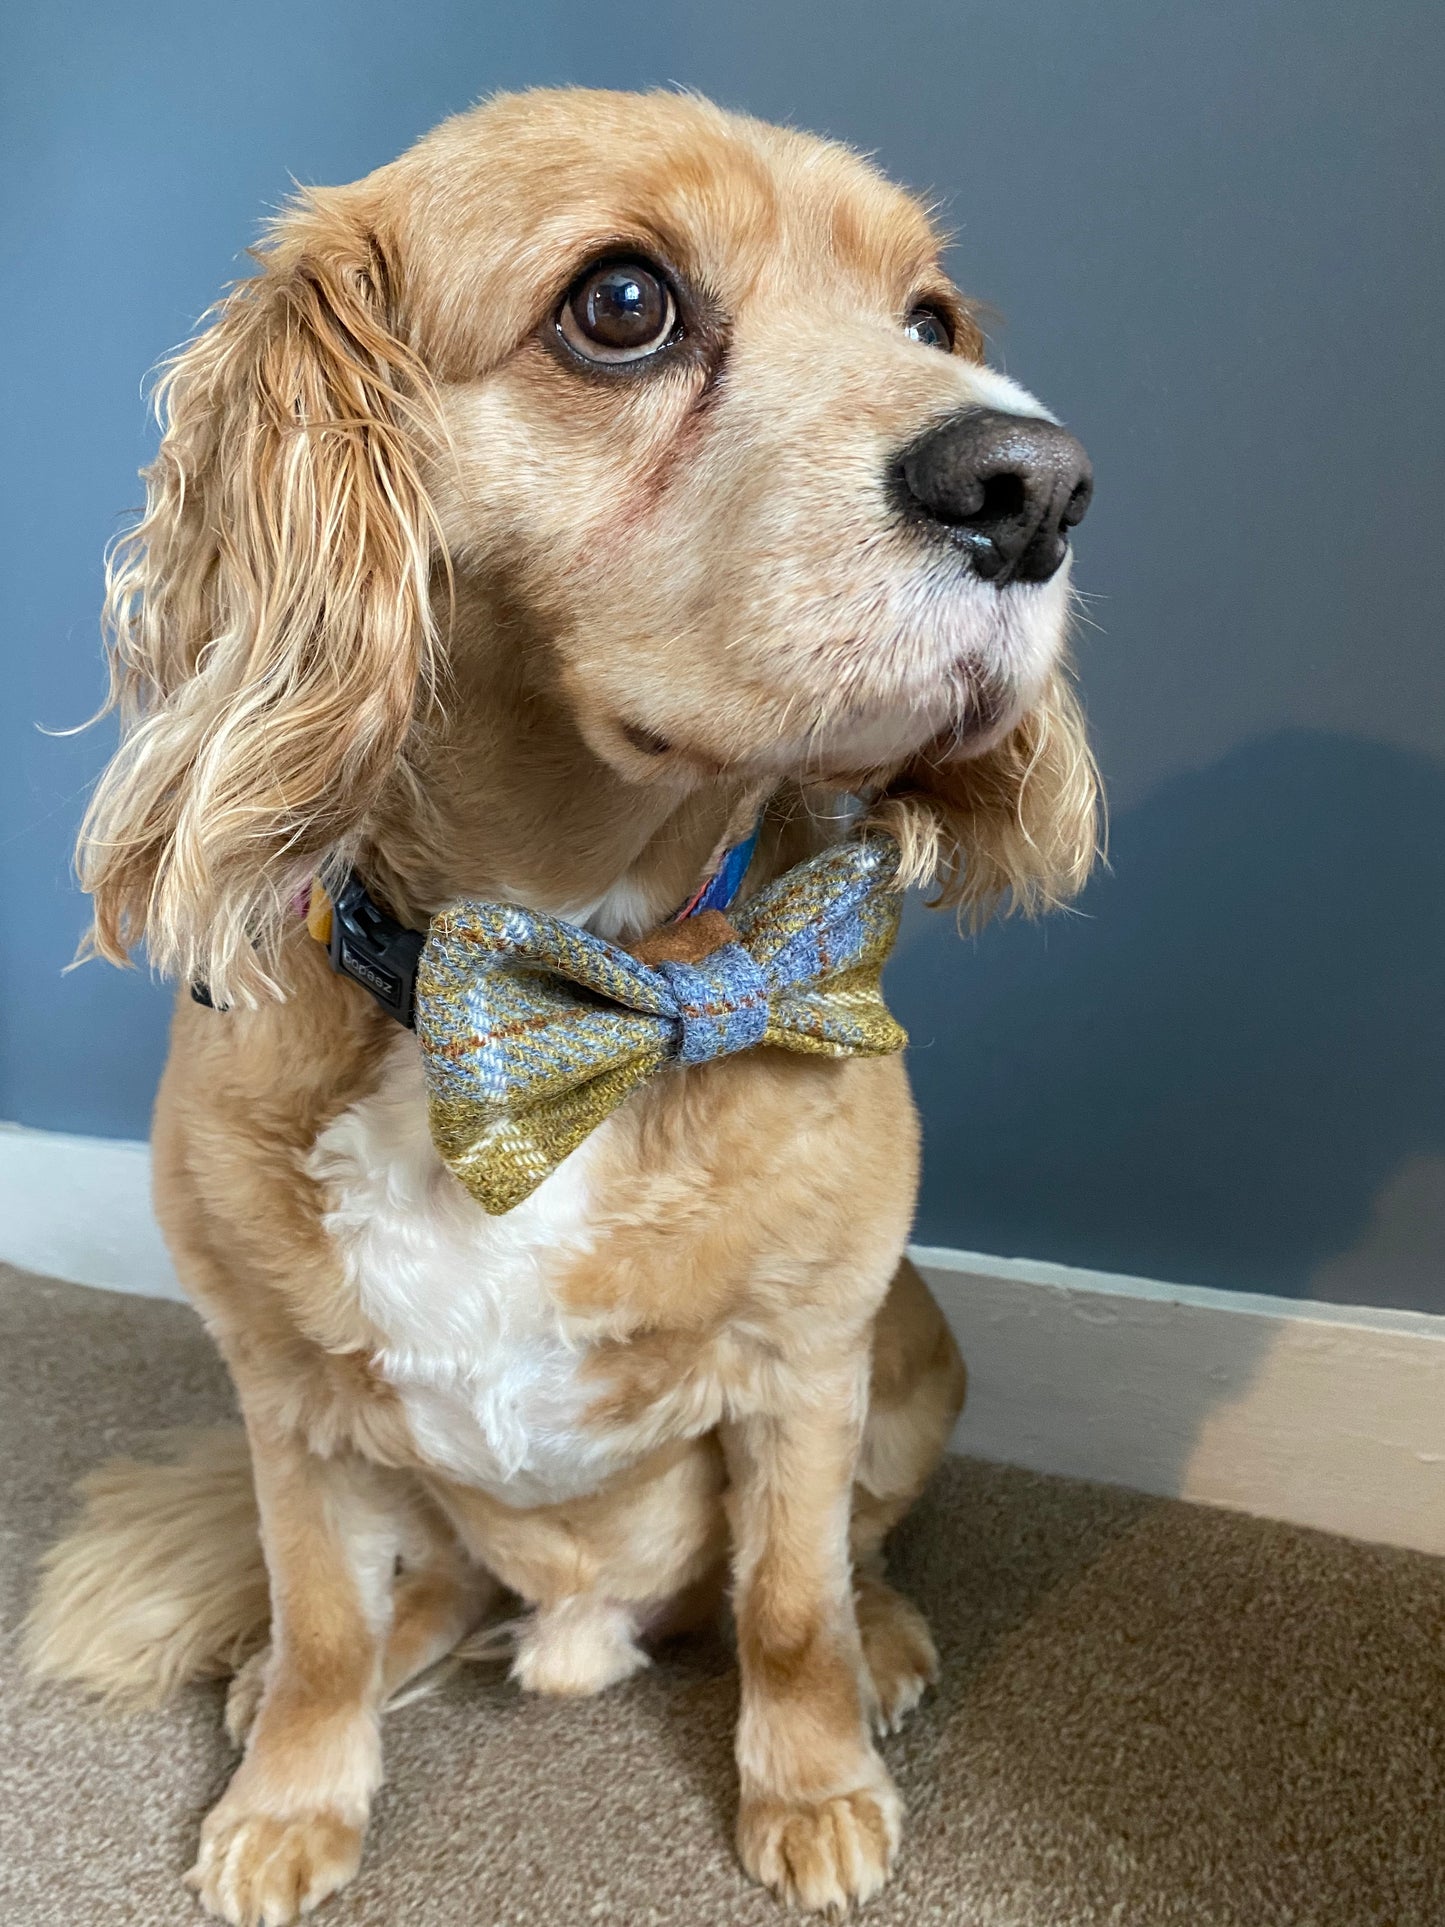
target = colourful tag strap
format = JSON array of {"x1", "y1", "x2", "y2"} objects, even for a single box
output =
[{"x1": 674, "y1": 824, "x2": 761, "y2": 921}]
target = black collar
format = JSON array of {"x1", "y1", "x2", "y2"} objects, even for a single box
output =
[
  {"x1": 191, "y1": 872, "x2": 422, "y2": 1028},
  {"x1": 193, "y1": 822, "x2": 760, "y2": 1031},
  {"x1": 320, "y1": 873, "x2": 424, "y2": 1026}
]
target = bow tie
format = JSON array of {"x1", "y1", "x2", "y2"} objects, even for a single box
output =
[{"x1": 416, "y1": 836, "x2": 907, "y2": 1213}]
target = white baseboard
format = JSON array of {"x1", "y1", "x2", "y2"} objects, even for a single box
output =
[
  {"x1": 4, "y1": 1122, "x2": 1443, "y2": 1554},
  {"x1": 913, "y1": 1247, "x2": 1445, "y2": 1557},
  {"x1": 0, "y1": 1121, "x2": 183, "y2": 1300}
]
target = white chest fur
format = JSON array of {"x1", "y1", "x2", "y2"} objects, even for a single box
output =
[{"x1": 308, "y1": 1032, "x2": 627, "y2": 1506}]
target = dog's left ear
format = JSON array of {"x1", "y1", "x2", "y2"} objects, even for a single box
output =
[
  {"x1": 870, "y1": 668, "x2": 1101, "y2": 923},
  {"x1": 77, "y1": 185, "x2": 447, "y2": 1005}
]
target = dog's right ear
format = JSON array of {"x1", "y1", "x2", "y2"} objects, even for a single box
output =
[{"x1": 78, "y1": 186, "x2": 447, "y2": 1005}]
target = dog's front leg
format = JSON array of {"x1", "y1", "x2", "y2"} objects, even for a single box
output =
[
  {"x1": 188, "y1": 1426, "x2": 394, "y2": 1926},
  {"x1": 723, "y1": 1356, "x2": 901, "y2": 1914}
]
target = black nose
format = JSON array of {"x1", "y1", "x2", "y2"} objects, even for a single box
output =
[{"x1": 895, "y1": 408, "x2": 1093, "y2": 585}]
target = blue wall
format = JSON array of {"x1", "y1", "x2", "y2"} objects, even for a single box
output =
[{"x1": 4, "y1": 2, "x2": 1443, "y2": 1307}]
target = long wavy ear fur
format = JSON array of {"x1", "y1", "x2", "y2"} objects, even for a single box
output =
[
  {"x1": 870, "y1": 667, "x2": 1102, "y2": 923},
  {"x1": 77, "y1": 188, "x2": 446, "y2": 1005}
]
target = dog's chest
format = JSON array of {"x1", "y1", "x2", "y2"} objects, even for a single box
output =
[{"x1": 309, "y1": 1035, "x2": 629, "y2": 1506}]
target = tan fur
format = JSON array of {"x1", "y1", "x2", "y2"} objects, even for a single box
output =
[
  {"x1": 25, "y1": 1430, "x2": 269, "y2": 1707},
  {"x1": 30, "y1": 87, "x2": 1097, "y2": 1922}
]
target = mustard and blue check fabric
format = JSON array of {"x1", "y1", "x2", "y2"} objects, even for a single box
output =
[{"x1": 416, "y1": 835, "x2": 907, "y2": 1213}]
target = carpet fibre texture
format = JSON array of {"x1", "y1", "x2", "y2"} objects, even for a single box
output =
[{"x1": 3, "y1": 1262, "x2": 1444, "y2": 1926}]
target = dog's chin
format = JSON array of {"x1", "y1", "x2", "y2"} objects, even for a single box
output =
[
  {"x1": 589, "y1": 678, "x2": 1030, "y2": 793},
  {"x1": 761, "y1": 687, "x2": 1020, "y2": 785}
]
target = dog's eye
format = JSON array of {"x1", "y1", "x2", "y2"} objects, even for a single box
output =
[
  {"x1": 557, "y1": 259, "x2": 679, "y2": 364},
  {"x1": 904, "y1": 306, "x2": 953, "y2": 351}
]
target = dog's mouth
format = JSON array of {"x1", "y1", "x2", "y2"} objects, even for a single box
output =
[
  {"x1": 620, "y1": 721, "x2": 683, "y2": 761},
  {"x1": 573, "y1": 481, "x2": 1075, "y2": 794}
]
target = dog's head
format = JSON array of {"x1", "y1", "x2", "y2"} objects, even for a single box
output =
[{"x1": 82, "y1": 88, "x2": 1099, "y2": 1002}]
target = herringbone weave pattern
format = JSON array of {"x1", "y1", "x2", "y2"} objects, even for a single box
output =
[{"x1": 416, "y1": 836, "x2": 907, "y2": 1212}]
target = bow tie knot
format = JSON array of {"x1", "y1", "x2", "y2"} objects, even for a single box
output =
[
  {"x1": 655, "y1": 943, "x2": 771, "y2": 1063},
  {"x1": 417, "y1": 834, "x2": 907, "y2": 1213}
]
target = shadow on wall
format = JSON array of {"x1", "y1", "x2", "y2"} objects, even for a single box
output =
[{"x1": 892, "y1": 728, "x2": 1445, "y2": 1311}]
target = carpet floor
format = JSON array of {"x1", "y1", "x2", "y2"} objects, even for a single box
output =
[{"x1": 2, "y1": 1261, "x2": 1443, "y2": 1926}]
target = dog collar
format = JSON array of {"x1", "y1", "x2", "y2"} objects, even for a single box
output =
[
  {"x1": 674, "y1": 822, "x2": 760, "y2": 920},
  {"x1": 188, "y1": 824, "x2": 766, "y2": 1027}
]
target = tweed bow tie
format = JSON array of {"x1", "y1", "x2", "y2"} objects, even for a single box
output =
[{"x1": 416, "y1": 835, "x2": 907, "y2": 1213}]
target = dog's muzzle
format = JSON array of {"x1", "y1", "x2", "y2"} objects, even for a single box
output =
[{"x1": 895, "y1": 407, "x2": 1093, "y2": 586}]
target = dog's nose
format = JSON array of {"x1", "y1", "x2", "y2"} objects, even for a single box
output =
[{"x1": 896, "y1": 408, "x2": 1092, "y2": 585}]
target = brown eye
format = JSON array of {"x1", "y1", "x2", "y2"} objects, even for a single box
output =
[
  {"x1": 905, "y1": 305, "x2": 953, "y2": 351},
  {"x1": 557, "y1": 259, "x2": 679, "y2": 364}
]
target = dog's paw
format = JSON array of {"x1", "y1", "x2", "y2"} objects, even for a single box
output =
[
  {"x1": 186, "y1": 1806, "x2": 362, "y2": 1925},
  {"x1": 856, "y1": 1580, "x2": 939, "y2": 1734},
  {"x1": 511, "y1": 1596, "x2": 649, "y2": 1698},
  {"x1": 737, "y1": 1770, "x2": 902, "y2": 1914},
  {"x1": 223, "y1": 1650, "x2": 270, "y2": 1748}
]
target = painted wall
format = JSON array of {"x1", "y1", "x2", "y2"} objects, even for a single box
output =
[{"x1": 3, "y1": 2, "x2": 1442, "y2": 1306}]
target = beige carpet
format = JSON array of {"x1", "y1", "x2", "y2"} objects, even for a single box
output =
[{"x1": 3, "y1": 1263, "x2": 1444, "y2": 1926}]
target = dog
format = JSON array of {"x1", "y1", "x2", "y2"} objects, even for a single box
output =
[{"x1": 27, "y1": 87, "x2": 1098, "y2": 1921}]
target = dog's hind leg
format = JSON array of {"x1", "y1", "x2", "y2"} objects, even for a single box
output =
[
  {"x1": 381, "y1": 1542, "x2": 497, "y2": 1696},
  {"x1": 225, "y1": 1517, "x2": 494, "y2": 1744},
  {"x1": 851, "y1": 1257, "x2": 966, "y2": 1733}
]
